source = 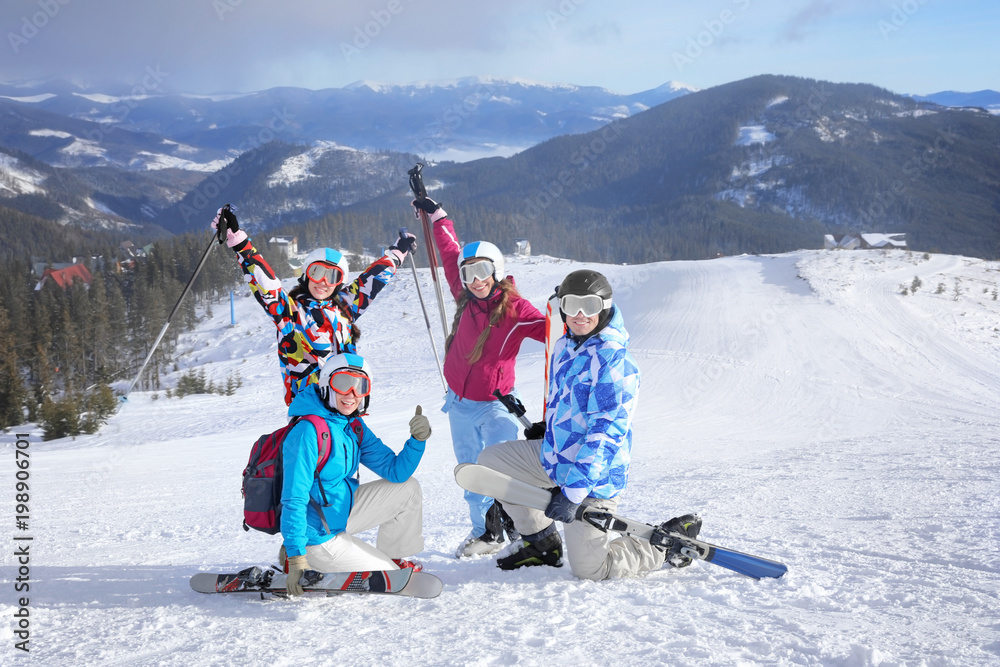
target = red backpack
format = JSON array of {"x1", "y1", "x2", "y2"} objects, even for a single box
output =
[{"x1": 242, "y1": 415, "x2": 333, "y2": 535}]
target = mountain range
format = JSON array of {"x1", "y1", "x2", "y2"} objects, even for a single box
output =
[{"x1": 1, "y1": 76, "x2": 998, "y2": 260}]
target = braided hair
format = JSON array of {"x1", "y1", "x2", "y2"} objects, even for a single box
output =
[{"x1": 445, "y1": 278, "x2": 519, "y2": 364}]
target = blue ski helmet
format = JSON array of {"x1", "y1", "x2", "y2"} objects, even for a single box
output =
[
  {"x1": 302, "y1": 248, "x2": 350, "y2": 286},
  {"x1": 458, "y1": 241, "x2": 505, "y2": 283},
  {"x1": 318, "y1": 353, "x2": 372, "y2": 414}
]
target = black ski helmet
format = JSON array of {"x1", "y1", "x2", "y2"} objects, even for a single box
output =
[{"x1": 557, "y1": 269, "x2": 615, "y2": 337}]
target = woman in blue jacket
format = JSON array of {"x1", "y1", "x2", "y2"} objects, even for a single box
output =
[{"x1": 280, "y1": 353, "x2": 431, "y2": 595}]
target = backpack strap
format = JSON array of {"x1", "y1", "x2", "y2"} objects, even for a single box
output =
[
  {"x1": 349, "y1": 418, "x2": 364, "y2": 483},
  {"x1": 301, "y1": 414, "x2": 332, "y2": 469},
  {"x1": 294, "y1": 414, "x2": 334, "y2": 535}
]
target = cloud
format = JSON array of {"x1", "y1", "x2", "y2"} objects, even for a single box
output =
[
  {"x1": 778, "y1": 0, "x2": 840, "y2": 42},
  {"x1": 1, "y1": 0, "x2": 542, "y2": 92}
]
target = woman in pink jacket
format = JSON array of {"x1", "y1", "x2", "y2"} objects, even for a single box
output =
[{"x1": 413, "y1": 197, "x2": 546, "y2": 557}]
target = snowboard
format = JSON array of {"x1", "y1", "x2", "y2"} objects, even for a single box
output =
[
  {"x1": 454, "y1": 463, "x2": 787, "y2": 580},
  {"x1": 190, "y1": 565, "x2": 443, "y2": 598}
]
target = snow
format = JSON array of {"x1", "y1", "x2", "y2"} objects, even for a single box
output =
[
  {"x1": 85, "y1": 197, "x2": 118, "y2": 217},
  {"x1": 70, "y1": 92, "x2": 153, "y2": 104},
  {"x1": 735, "y1": 125, "x2": 775, "y2": 146},
  {"x1": 58, "y1": 138, "x2": 107, "y2": 159},
  {"x1": 266, "y1": 141, "x2": 353, "y2": 187},
  {"x1": 0, "y1": 153, "x2": 46, "y2": 194},
  {"x1": 346, "y1": 76, "x2": 583, "y2": 93},
  {"x1": 0, "y1": 94, "x2": 56, "y2": 103},
  {"x1": 2, "y1": 250, "x2": 999, "y2": 665},
  {"x1": 424, "y1": 144, "x2": 531, "y2": 162},
  {"x1": 28, "y1": 129, "x2": 73, "y2": 139},
  {"x1": 132, "y1": 151, "x2": 232, "y2": 173}
]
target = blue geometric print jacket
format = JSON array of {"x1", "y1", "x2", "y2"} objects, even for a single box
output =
[{"x1": 541, "y1": 306, "x2": 640, "y2": 504}]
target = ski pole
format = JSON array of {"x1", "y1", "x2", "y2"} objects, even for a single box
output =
[
  {"x1": 122, "y1": 206, "x2": 232, "y2": 401},
  {"x1": 492, "y1": 390, "x2": 533, "y2": 429},
  {"x1": 400, "y1": 227, "x2": 446, "y2": 391},
  {"x1": 408, "y1": 163, "x2": 451, "y2": 340}
]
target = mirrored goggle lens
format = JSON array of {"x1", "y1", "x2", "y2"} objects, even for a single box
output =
[
  {"x1": 328, "y1": 370, "x2": 370, "y2": 397},
  {"x1": 459, "y1": 259, "x2": 495, "y2": 284},
  {"x1": 559, "y1": 294, "x2": 611, "y2": 317},
  {"x1": 306, "y1": 262, "x2": 343, "y2": 285}
]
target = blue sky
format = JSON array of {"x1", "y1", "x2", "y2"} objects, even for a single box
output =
[{"x1": 2, "y1": 0, "x2": 998, "y2": 95}]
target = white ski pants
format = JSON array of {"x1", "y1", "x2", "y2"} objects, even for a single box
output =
[{"x1": 297, "y1": 477, "x2": 424, "y2": 572}]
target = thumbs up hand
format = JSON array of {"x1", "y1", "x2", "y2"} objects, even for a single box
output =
[{"x1": 409, "y1": 405, "x2": 432, "y2": 442}]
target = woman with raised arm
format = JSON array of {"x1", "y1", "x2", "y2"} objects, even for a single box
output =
[
  {"x1": 411, "y1": 197, "x2": 546, "y2": 557},
  {"x1": 213, "y1": 207, "x2": 415, "y2": 405}
]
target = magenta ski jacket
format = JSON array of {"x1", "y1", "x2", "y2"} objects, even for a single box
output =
[{"x1": 434, "y1": 217, "x2": 545, "y2": 401}]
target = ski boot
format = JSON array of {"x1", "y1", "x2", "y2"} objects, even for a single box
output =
[{"x1": 659, "y1": 514, "x2": 702, "y2": 568}]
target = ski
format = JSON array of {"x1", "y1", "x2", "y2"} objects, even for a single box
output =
[
  {"x1": 454, "y1": 463, "x2": 787, "y2": 580},
  {"x1": 543, "y1": 291, "x2": 563, "y2": 419},
  {"x1": 190, "y1": 566, "x2": 443, "y2": 598}
]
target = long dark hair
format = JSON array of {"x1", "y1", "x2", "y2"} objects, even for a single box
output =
[
  {"x1": 289, "y1": 279, "x2": 361, "y2": 341},
  {"x1": 445, "y1": 279, "x2": 519, "y2": 364}
]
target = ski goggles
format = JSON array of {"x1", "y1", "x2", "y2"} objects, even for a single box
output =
[
  {"x1": 559, "y1": 294, "x2": 612, "y2": 318},
  {"x1": 459, "y1": 259, "x2": 495, "y2": 285},
  {"x1": 306, "y1": 262, "x2": 344, "y2": 285},
  {"x1": 327, "y1": 370, "x2": 371, "y2": 397}
]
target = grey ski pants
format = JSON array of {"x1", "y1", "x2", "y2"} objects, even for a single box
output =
[{"x1": 477, "y1": 439, "x2": 665, "y2": 581}]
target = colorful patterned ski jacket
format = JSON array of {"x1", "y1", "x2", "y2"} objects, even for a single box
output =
[
  {"x1": 280, "y1": 386, "x2": 425, "y2": 558},
  {"x1": 542, "y1": 305, "x2": 640, "y2": 504},
  {"x1": 233, "y1": 237, "x2": 398, "y2": 405},
  {"x1": 433, "y1": 217, "x2": 545, "y2": 401}
]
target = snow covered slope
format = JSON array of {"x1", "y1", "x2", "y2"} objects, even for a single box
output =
[{"x1": 2, "y1": 249, "x2": 998, "y2": 665}]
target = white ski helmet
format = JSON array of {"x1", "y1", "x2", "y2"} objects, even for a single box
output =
[
  {"x1": 302, "y1": 248, "x2": 350, "y2": 286},
  {"x1": 317, "y1": 353, "x2": 373, "y2": 414},
  {"x1": 457, "y1": 241, "x2": 505, "y2": 283}
]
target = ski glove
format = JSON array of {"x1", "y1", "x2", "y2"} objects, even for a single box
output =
[
  {"x1": 409, "y1": 405, "x2": 431, "y2": 441},
  {"x1": 391, "y1": 231, "x2": 417, "y2": 256},
  {"x1": 524, "y1": 421, "x2": 545, "y2": 440},
  {"x1": 285, "y1": 555, "x2": 311, "y2": 596},
  {"x1": 211, "y1": 207, "x2": 247, "y2": 248},
  {"x1": 411, "y1": 197, "x2": 447, "y2": 223},
  {"x1": 411, "y1": 197, "x2": 440, "y2": 214},
  {"x1": 544, "y1": 490, "x2": 580, "y2": 524}
]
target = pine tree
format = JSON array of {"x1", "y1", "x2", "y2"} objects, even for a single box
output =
[{"x1": 0, "y1": 297, "x2": 26, "y2": 428}]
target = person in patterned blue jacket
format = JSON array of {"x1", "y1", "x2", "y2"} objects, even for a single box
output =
[
  {"x1": 279, "y1": 353, "x2": 430, "y2": 595},
  {"x1": 478, "y1": 269, "x2": 701, "y2": 580}
]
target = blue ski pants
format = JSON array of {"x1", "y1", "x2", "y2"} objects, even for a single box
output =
[{"x1": 442, "y1": 389, "x2": 522, "y2": 536}]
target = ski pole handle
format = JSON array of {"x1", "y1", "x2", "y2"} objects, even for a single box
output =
[
  {"x1": 493, "y1": 390, "x2": 533, "y2": 428},
  {"x1": 408, "y1": 163, "x2": 427, "y2": 199},
  {"x1": 216, "y1": 203, "x2": 232, "y2": 245}
]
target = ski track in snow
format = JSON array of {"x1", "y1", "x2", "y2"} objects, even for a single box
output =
[{"x1": 2, "y1": 250, "x2": 999, "y2": 666}]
